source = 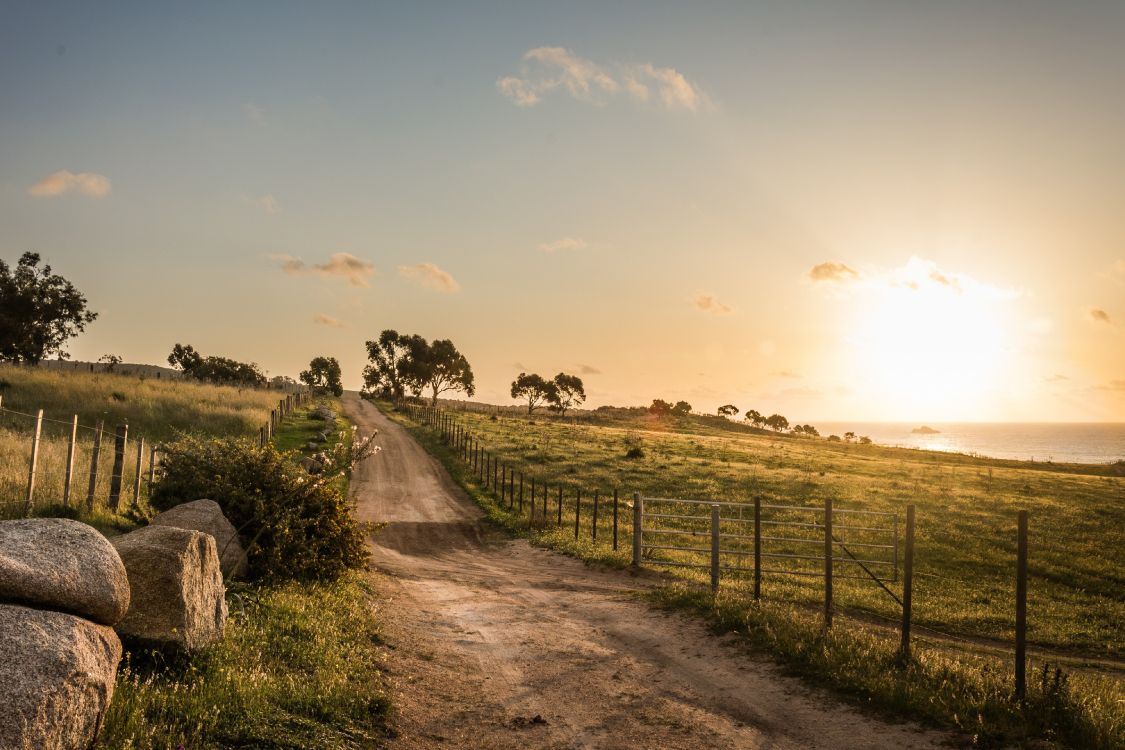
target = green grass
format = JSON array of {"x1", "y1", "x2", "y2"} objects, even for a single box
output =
[
  {"x1": 98, "y1": 572, "x2": 390, "y2": 750},
  {"x1": 388, "y1": 400, "x2": 1125, "y2": 749},
  {"x1": 0, "y1": 364, "x2": 283, "y2": 520}
]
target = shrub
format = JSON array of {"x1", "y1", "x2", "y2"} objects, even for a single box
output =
[
  {"x1": 151, "y1": 435, "x2": 368, "y2": 582},
  {"x1": 624, "y1": 447, "x2": 645, "y2": 460}
]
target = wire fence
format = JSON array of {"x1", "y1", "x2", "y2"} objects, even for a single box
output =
[
  {"x1": 401, "y1": 400, "x2": 1104, "y2": 700},
  {"x1": 0, "y1": 391, "x2": 311, "y2": 520}
]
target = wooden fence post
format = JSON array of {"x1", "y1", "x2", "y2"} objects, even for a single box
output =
[
  {"x1": 62, "y1": 414, "x2": 78, "y2": 508},
  {"x1": 754, "y1": 496, "x2": 762, "y2": 601},
  {"x1": 1015, "y1": 510, "x2": 1028, "y2": 701},
  {"x1": 24, "y1": 409, "x2": 44, "y2": 515},
  {"x1": 516, "y1": 473, "x2": 522, "y2": 510},
  {"x1": 557, "y1": 485, "x2": 563, "y2": 526},
  {"x1": 148, "y1": 445, "x2": 158, "y2": 488},
  {"x1": 132, "y1": 437, "x2": 145, "y2": 507},
  {"x1": 86, "y1": 420, "x2": 104, "y2": 510},
  {"x1": 501, "y1": 465, "x2": 506, "y2": 502},
  {"x1": 259, "y1": 426, "x2": 266, "y2": 447},
  {"x1": 632, "y1": 493, "x2": 643, "y2": 567},
  {"x1": 613, "y1": 489, "x2": 619, "y2": 551},
  {"x1": 525, "y1": 477, "x2": 531, "y2": 514},
  {"x1": 711, "y1": 503, "x2": 721, "y2": 594},
  {"x1": 824, "y1": 497, "x2": 833, "y2": 629},
  {"x1": 108, "y1": 423, "x2": 128, "y2": 512},
  {"x1": 899, "y1": 504, "x2": 915, "y2": 663}
]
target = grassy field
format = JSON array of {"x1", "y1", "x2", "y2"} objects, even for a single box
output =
[
  {"x1": 0, "y1": 364, "x2": 281, "y2": 520},
  {"x1": 389, "y1": 401, "x2": 1124, "y2": 749}
]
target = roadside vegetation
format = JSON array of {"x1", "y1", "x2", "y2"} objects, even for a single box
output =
[{"x1": 388, "y1": 400, "x2": 1124, "y2": 749}]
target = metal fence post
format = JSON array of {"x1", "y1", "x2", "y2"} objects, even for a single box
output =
[
  {"x1": 62, "y1": 414, "x2": 78, "y2": 508},
  {"x1": 711, "y1": 503, "x2": 721, "y2": 594},
  {"x1": 754, "y1": 496, "x2": 762, "y2": 601},
  {"x1": 632, "y1": 492, "x2": 643, "y2": 567},
  {"x1": 613, "y1": 489, "x2": 619, "y2": 551},
  {"x1": 24, "y1": 409, "x2": 44, "y2": 515},
  {"x1": 900, "y1": 504, "x2": 915, "y2": 663},
  {"x1": 1015, "y1": 510, "x2": 1028, "y2": 701},
  {"x1": 824, "y1": 497, "x2": 833, "y2": 629}
]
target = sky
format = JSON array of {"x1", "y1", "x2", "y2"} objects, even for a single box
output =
[{"x1": 2, "y1": 1, "x2": 1123, "y2": 422}]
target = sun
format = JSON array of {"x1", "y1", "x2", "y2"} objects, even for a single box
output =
[{"x1": 841, "y1": 259, "x2": 1017, "y2": 421}]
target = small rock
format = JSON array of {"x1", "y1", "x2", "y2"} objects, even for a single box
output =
[
  {"x1": 305, "y1": 441, "x2": 319, "y2": 450},
  {"x1": 299, "y1": 457, "x2": 323, "y2": 475},
  {"x1": 111, "y1": 525, "x2": 227, "y2": 651},
  {"x1": 150, "y1": 499, "x2": 248, "y2": 580},
  {"x1": 0, "y1": 518, "x2": 130, "y2": 627},
  {"x1": 0, "y1": 603, "x2": 122, "y2": 750}
]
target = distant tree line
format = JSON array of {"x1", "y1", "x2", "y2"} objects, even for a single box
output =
[
  {"x1": 167, "y1": 343, "x2": 266, "y2": 387},
  {"x1": 363, "y1": 329, "x2": 475, "y2": 406}
]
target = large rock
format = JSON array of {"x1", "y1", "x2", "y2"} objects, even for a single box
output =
[
  {"x1": 0, "y1": 604, "x2": 122, "y2": 750},
  {"x1": 150, "y1": 499, "x2": 248, "y2": 580},
  {"x1": 110, "y1": 525, "x2": 227, "y2": 651},
  {"x1": 0, "y1": 518, "x2": 130, "y2": 627}
]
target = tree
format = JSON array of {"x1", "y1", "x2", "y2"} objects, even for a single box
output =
[
  {"x1": 801, "y1": 424, "x2": 820, "y2": 437},
  {"x1": 98, "y1": 354, "x2": 122, "y2": 372},
  {"x1": 765, "y1": 414, "x2": 789, "y2": 432},
  {"x1": 300, "y1": 356, "x2": 343, "y2": 397},
  {"x1": 399, "y1": 336, "x2": 475, "y2": 406},
  {"x1": 510, "y1": 373, "x2": 555, "y2": 415},
  {"x1": 362, "y1": 330, "x2": 412, "y2": 398},
  {"x1": 168, "y1": 343, "x2": 203, "y2": 373},
  {"x1": 547, "y1": 373, "x2": 586, "y2": 415},
  {"x1": 844, "y1": 431, "x2": 856, "y2": 443},
  {"x1": 167, "y1": 344, "x2": 265, "y2": 387},
  {"x1": 649, "y1": 399, "x2": 673, "y2": 415},
  {"x1": 859, "y1": 435, "x2": 873, "y2": 445},
  {"x1": 828, "y1": 434, "x2": 842, "y2": 442},
  {"x1": 0, "y1": 252, "x2": 98, "y2": 364},
  {"x1": 717, "y1": 404, "x2": 739, "y2": 418},
  {"x1": 743, "y1": 409, "x2": 764, "y2": 427},
  {"x1": 671, "y1": 400, "x2": 692, "y2": 416}
]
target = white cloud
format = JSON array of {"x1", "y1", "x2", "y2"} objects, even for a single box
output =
[
  {"x1": 313, "y1": 313, "x2": 346, "y2": 328},
  {"x1": 498, "y1": 48, "x2": 705, "y2": 111},
  {"x1": 538, "y1": 237, "x2": 588, "y2": 253},
  {"x1": 242, "y1": 193, "x2": 279, "y2": 214},
  {"x1": 810, "y1": 257, "x2": 1017, "y2": 302},
  {"x1": 694, "y1": 293, "x2": 732, "y2": 315},
  {"x1": 1088, "y1": 307, "x2": 1111, "y2": 324},
  {"x1": 28, "y1": 170, "x2": 112, "y2": 198},
  {"x1": 243, "y1": 102, "x2": 267, "y2": 124},
  {"x1": 398, "y1": 262, "x2": 460, "y2": 292},
  {"x1": 268, "y1": 252, "x2": 375, "y2": 287},
  {"x1": 808, "y1": 261, "x2": 859, "y2": 283}
]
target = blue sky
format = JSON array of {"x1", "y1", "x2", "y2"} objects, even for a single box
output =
[{"x1": 2, "y1": 2, "x2": 1123, "y2": 420}]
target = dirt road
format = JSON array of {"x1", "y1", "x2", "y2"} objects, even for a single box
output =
[{"x1": 346, "y1": 394, "x2": 952, "y2": 749}]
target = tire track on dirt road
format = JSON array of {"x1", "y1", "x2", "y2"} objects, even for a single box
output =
[{"x1": 346, "y1": 394, "x2": 952, "y2": 749}]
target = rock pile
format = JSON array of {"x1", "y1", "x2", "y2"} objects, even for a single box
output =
[{"x1": 0, "y1": 519, "x2": 127, "y2": 750}]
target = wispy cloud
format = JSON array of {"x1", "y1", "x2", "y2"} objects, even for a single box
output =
[
  {"x1": 313, "y1": 313, "x2": 346, "y2": 328},
  {"x1": 498, "y1": 47, "x2": 707, "y2": 111},
  {"x1": 243, "y1": 102, "x2": 267, "y2": 125},
  {"x1": 242, "y1": 193, "x2": 279, "y2": 214},
  {"x1": 807, "y1": 261, "x2": 858, "y2": 283},
  {"x1": 772, "y1": 370, "x2": 802, "y2": 379},
  {"x1": 268, "y1": 252, "x2": 375, "y2": 287},
  {"x1": 1094, "y1": 379, "x2": 1125, "y2": 392},
  {"x1": 398, "y1": 262, "x2": 460, "y2": 292},
  {"x1": 538, "y1": 237, "x2": 588, "y2": 253},
  {"x1": 1043, "y1": 373, "x2": 1069, "y2": 383},
  {"x1": 28, "y1": 170, "x2": 112, "y2": 198},
  {"x1": 1088, "y1": 307, "x2": 1111, "y2": 324},
  {"x1": 694, "y1": 293, "x2": 732, "y2": 315},
  {"x1": 578, "y1": 363, "x2": 602, "y2": 375}
]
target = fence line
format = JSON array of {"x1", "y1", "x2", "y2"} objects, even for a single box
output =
[
  {"x1": 401, "y1": 400, "x2": 1041, "y2": 699},
  {"x1": 0, "y1": 389, "x2": 310, "y2": 519}
]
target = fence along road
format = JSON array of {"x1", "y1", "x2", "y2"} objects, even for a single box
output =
[{"x1": 346, "y1": 393, "x2": 950, "y2": 750}]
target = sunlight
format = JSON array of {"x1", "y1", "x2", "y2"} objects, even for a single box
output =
[{"x1": 846, "y1": 259, "x2": 1015, "y2": 419}]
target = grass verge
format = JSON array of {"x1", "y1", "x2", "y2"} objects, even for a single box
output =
[
  {"x1": 99, "y1": 572, "x2": 389, "y2": 749},
  {"x1": 385, "y1": 400, "x2": 1124, "y2": 750}
]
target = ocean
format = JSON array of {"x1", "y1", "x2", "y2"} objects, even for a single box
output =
[{"x1": 812, "y1": 423, "x2": 1125, "y2": 465}]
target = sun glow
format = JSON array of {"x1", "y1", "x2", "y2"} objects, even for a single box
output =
[{"x1": 840, "y1": 258, "x2": 1019, "y2": 420}]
